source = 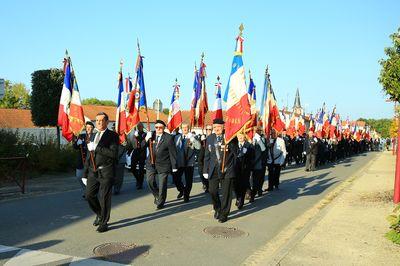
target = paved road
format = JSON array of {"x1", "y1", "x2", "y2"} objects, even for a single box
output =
[{"x1": 0, "y1": 152, "x2": 378, "y2": 265}]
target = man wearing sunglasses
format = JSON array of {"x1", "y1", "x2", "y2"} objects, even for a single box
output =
[{"x1": 145, "y1": 120, "x2": 178, "y2": 209}]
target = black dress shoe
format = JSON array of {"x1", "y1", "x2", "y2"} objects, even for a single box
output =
[
  {"x1": 218, "y1": 216, "x2": 228, "y2": 223},
  {"x1": 265, "y1": 187, "x2": 273, "y2": 192},
  {"x1": 177, "y1": 191, "x2": 184, "y2": 199},
  {"x1": 97, "y1": 224, "x2": 108, "y2": 233},
  {"x1": 136, "y1": 185, "x2": 143, "y2": 190},
  {"x1": 214, "y1": 211, "x2": 220, "y2": 220},
  {"x1": 249, "y1": 196, "x2": 255, "y2": 203},
  {"x1": 93, "y1": 216, "x2": 101, "y2": 226},
  {"x1": 156, "y1": 204, "x2": 164, "y2": 210},
  {"x1": 183, "y1": 194, "x2": 189, "y2": 203},
  {"x1": 237, "y1": 201, "x2": 244, "y2": 210},
  {"x1": 235, "y1": 200, "x2": 239, "y2": 207},
  {"x1": 257, "y1": 190, "x2": 263, "y2": 197}
]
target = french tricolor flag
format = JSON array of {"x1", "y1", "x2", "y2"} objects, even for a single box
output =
[
  {"x1": 167, "y1": 80, "x2": 183, "y2": 132},
  {"x1": 223, "y1": 25, "x2": 252, "y2": 143},
  {"x1": 115, "y1": 64, "x2": 127, "y2": 143},
  {"x1": 213, "y1": 78, "x2": 223, "y2": 120}
]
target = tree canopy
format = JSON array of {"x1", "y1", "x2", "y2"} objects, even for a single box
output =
[
  {"x1": 30, "y1": 69, "x2": 64, "y2": 127},
  {"x1": 379, "y1": 27, "x2": 400, "y2": 101},
  {"x1": 358, "y1": 118, "x2": 392, "y2": 138},
  {"x1": 0, "y1": 80, "x2": 30, "y2": 109},
  {"x1": 82, "y1": 97, "x2": 116, "y2": 106}
]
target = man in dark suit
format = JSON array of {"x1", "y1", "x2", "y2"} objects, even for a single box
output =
[
  {"x1": 197, "y1": 125, "x2": 213, "y2": 193},
  {"x1": 73, "y1": 121, "x2": 94, "y2": 198},
  {"x1": 127, "y1": 122, "x2": 147, "y2": 190},
  {"x1": 84, "y1": 112, "x2": 119, "y2": 233},
  {"x1": 234, "y1": 131, "x2": 254, "y2": 209},
  {"x1": 203, "y1": 118, "x2": 237, "y2": 223},
  {"x1": 172, "y1": 123, "x2": 201, "y2": 202},
  {"x1": 304, "y1": 131, "x2": 318, "y2": 171},
  {"x1": 145, "y1": 120, "x2": 177, "y2": 209}
]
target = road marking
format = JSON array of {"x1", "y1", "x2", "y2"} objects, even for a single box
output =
[{"x1": 0, "y1": 245, "x2": 126, "y2": 266}]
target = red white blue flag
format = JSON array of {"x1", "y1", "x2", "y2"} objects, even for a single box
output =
[
  {"x1": 212, "y1": 77, "x2": 223, "y2": 120},
  {"x1": 223, "y1": 25, "x2": 252, "y2": 143},
  {"x1": 57, "y1": 51, "x2": 85, "y2": 142},
  {"x1": 167, "y1": 80, "x2": 183, "y2": 132},
  {"x1": 115, "y1": 63, "x2": 127, "y2": 143}
]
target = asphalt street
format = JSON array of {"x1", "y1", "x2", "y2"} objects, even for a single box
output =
[{"x1": 0, "y1": 152, "x2": 378, "y2": 265}]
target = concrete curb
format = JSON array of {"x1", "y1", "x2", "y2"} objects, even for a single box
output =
[{"x1": 241, "y1": 152, "x2": 381, "y2": 266}]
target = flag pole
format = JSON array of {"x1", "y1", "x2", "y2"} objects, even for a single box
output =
[{"x1": 137, "y1": 39, "x2": 155, "y2": 165}]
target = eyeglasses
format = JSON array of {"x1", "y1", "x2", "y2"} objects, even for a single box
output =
[
  {"x1": 206, "y1": 129, "x2": 212, "y2": 131},
  {"x1": 155, "y1": 126, "x2": 164, "y2": 129}
]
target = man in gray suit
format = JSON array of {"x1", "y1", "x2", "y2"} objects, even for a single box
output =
[{"x1": 172, "y1": 123, "x2": 201, "y2": 202}]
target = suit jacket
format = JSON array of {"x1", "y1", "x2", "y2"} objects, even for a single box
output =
[
  {"x1": 73, "y1": 133, "x2": 91, "y2": 169},
  {"x1": 304, "y1": 136, "x2": 318, "y2": 155},
  {"x1": 235, "y1": 141, "x2": 254, "y2": 178},
  {"x1": 203, "y1": 133, "x2": 237, "y2": 179},
  {"x1": 126, "y1": 130, "x2": 147, "y2": 161},
  {"x1": 174, "y1": 133, "x2": 201, "y2": 168},
  {"x1": 146, "y1": 132, "x2": 177, "y2": 174},
  {"x1": 84, "y1": 129, "x2": 119, "y2": 179}
]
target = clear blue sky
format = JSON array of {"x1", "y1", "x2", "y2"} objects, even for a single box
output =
[{"x1": 1, "y1": 0, "x2": 399, "y2": 120}]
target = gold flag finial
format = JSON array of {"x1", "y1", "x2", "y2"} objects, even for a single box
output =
[{"x1": 239, "y1": 23, "x2": 244, "y2": 36}]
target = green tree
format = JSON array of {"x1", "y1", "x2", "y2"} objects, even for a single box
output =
[
  {"x1": 0, "y1": 80, "x2": 30, "y2": 109},
  {"x1": 379, "y1": 27, "x2": 400, "y2": 101},
  {"x1": 358, "y1": 118, "x2": 392, "y2": 138},
  {"x1": 30, "y1": 69, "x2": 64, "y2": 147},
  {"x1": 82, "y1": 97, "x2": 116, "y2": 106},
  {"x1": 162, "y1": 108, "x2": 169, "y2": 115}
]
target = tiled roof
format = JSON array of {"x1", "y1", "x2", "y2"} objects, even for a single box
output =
[
  {"x1": 0, "y1": 108, "x2": 35, "y2": 128},
  {"x1": 0, "y1": 106, "x2": 366, "y2": 129}
]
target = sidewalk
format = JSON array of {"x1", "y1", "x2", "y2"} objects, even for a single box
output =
[{"x1": 278, "y1": 151, "x2": 400, "y2": 265}]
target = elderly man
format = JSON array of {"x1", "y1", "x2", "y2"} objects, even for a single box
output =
[
  {"x1": 197, "y1": 124, "x2": 213, "y2": 193},
  {"x1": 203, "y1": 119, "x2": 237, "y2": 223},
  {"x1": 172, "y1": 123, "x2": 201, "y2": 202},
  {"x1": 128, "y1": 122, "x2": 147, "y2": 190},
  {"x1": 266, "y1": 129, "x2": 287, "y2": 191},
  {"x1": 84, "y1": 112, "x2": 119, "y2": 233},
  {"x1": 73, "y1": 121, "x2": 95, "y2": 198},
  {"x1": 145, "y1": 120, "x2": 177, "y2": 209},
  {"x1": 251, "y1": 127, "x2": 267, "y2": 200}
]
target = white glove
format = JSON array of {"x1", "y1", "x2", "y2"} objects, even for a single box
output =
[
  {"x1": 242, "y1": 147, "x2": 247, "y2": 154},
  {"x1": 303, "y1": 151, "x2": 306, "y2": 155},
  {"x1": 201, "y1": 135, "x2": 206, "y2": 141},
  {"x1": 134, "y1": 131, "x2": 139, "y2": 137},
  {"x1": 172, "y1": 169, "x2": 178, "y2": 173},
  {"x1": 187, "y1": 132, "x2": 193, "y2": 140},
  {"x1": 253, "y1": 133, "x2": 261, "y2": 141},
  {"x1": 77, "y1": 139, "x2": 83, "y2": 145},
  {"x1": 87, "y1": 142, "x2": 96, "y2": 151},
  {"x1": 145, "y1": 132, "x2": 152, "y2": 142},
  {"x1": 203, "y1": 173, "x2": 209, "y2": 179}
]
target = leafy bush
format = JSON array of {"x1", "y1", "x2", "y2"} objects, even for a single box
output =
[
  {"x1": 0, "y1": 129, "x2": 76, "y2": 181},
  {"x1": 386, "y1": 204, "x2": 400, "y2": 245}
]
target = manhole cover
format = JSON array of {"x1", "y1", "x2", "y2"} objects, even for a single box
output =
[
  {"x1": 203, "y1": 226, "x2": 248, "y2": 238},
  {"x1": 93, "y1": 242, "x2": 149, "y2": 264}
]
